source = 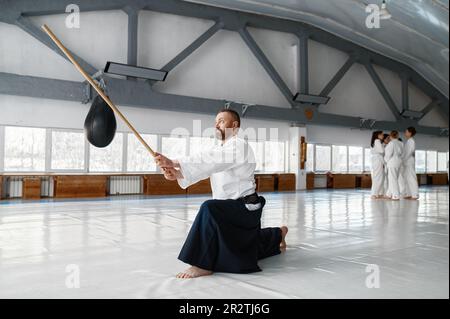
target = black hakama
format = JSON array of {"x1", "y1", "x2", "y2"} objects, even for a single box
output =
[{"x1": 178, "y1": 196, "x2": 282, "y2": 274}]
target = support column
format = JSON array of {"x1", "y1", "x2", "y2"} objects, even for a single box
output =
[
  {"x1": 401, "y1": 73, "x2": 409, "y2": 111},
  {"x1": 289, "y1": 125, "x2": 307, "y2": 190},
  {"x1": 298, "y1": 33, "x2": 309, "y2": 95},
  {"x1": 127, "y1": 9, "x2": 138, "y2": 72}
]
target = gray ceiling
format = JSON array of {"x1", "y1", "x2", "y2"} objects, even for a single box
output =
[{"x1": 185, "y1": 0, "x2": 449, "y2": 99}]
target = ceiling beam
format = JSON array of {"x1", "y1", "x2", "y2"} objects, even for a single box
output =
[
  {"x1": 298, "y1": 32, "x2": 309, "y2": 95},
  {"x1": 162, "y1": 21, "x2": 223, "y2": 73},
  {"x1": 239, "y1": 27, "x2": 295, "y2": 106},
  {"x1": 14, "y1": 16, "x2": 97, "y2": 75},
  {"x1": 124, "y1": 7, "x2": 139, "y2": 68},
  {"x1": 0, "y1": 0, "x2": 447, "y2": 125},
  {"x1": 401, "y1": 73, "x2": 410, "y2": 111},
  {"x1": 364, "y1": 62, "x2": 402, "y2": 121},
  {"x1": 320, "y1": 55, "x2": 356, "y2": 97},
  {"x1": 420, "y1": 100, "x2": 440, "y2": 119},
  {"x1": 0, "y1": 72, "x2": 447, "y2": 136}
]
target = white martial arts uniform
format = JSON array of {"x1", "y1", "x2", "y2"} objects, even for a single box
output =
[
  {"x1": 398, "y1": 162, "x2": 406, "y2": 197},
  {"x1": 401, "y1": 137, "x2": 419, "y2": 199},
  {"x1": 384, "y1": 139, "x2": 404, "y2": 200},
  {"x1": 177, "y1": 136, "x2": 256, "y2": 200},
  {"x1": 371, "y1": 139, "x2": 385, "y2": 197},
  {"x1": 384, "y1": 156, "x2": 390, "y2": 197},
  {"x1": 174, "y1": 136, "x2": 282, "y2": 274}
]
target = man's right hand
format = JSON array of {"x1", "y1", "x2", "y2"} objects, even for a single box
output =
[{"x1": 162, "y1": 168, "x2": 183, "y2": 181}]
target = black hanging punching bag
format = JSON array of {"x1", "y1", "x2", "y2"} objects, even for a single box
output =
[{"x1": 84, "y1": 95, "x2": 117, "y2": 148}]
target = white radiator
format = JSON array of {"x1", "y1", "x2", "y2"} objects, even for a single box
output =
[
  {"x1": 8, "y1": 177, "x2": 23, "y2": 198},
  {"x1": 109, "y1": 176, "x2": 143, "y2": 195},
  {"x1": 314, "y1": 175, "x2": 328, "y2": 188},
  {"x1": 41, "y1": 177, "x2": 54, "y2": 197}
]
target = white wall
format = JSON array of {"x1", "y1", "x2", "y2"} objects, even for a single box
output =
[{"x1": 0, "y1": 10, "x2": 448, "y2": 150}]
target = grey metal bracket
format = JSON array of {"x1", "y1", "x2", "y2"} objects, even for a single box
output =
[
  {"x1": 82, "y1": 70, "x2": 107, "y2": 103},
  {"x1": 242, "y1": 104, "x2": 256, "y2": 117}
]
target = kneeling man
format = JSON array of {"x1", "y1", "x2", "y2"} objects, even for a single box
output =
[{"x1": 156, "y1": 109, "x2": 288, "y2": 279}]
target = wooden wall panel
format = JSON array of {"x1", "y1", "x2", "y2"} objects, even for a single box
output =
[
  {"x1": 22, "y1": 177, "x2": 41, "y2": 200},
  {"x1": 256, "y1": 175, "x2": 275, "y2": 192},
  {"x1": 277, "y1": 174, "x2": 296, "y2": 191},
  {"x1": 360, "y1": 174, "x2": 372, "y2": 189},
  {"x1": 54, "y1": 176, "x2": 107, "y2": 198},
  {"x1": 144, "y1": 175, "x2": 186, "y2": 195},
  {"x1": 187, "y1": 179, "x2": 212, "y2": 195},
  {"x1": 430, "y1": 174, "x2": 448, "y2": 185},
  {"x1": 306, "y1": 173, "x2": 315, "y2": 190},
  {"x1": 332, "y1": 174, "x2": 357, "y2": 189}
]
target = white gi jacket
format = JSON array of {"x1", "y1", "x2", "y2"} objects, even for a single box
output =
[
  {"x1": 384, "y1": 139, "x2": 404, "y2": 168},
  {"x1": 176, "y1": 136, "x2": 257, "y2": 200},
  {"x1": 371, "y1": 139, "x2": 385, "y2": 196},
  {"x1": 402, "y1": 138, "x2": 416, "y2": 167},
  {"x1": 401, "y1": 137, "x2": 419, "y2": 198}
]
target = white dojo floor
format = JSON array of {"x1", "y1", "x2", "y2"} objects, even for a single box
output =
[{"x1": 0, "y1": 186, "x2": 448, "y2": 299}]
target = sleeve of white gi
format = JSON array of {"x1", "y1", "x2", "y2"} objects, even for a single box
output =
[
  {"x1": 374, "y1": 140, "x2": 384, "y2": 155},
  {"x1": 403, "y1": 139, "x2": 415, "y2": 160},
  {"x1": 384, "y1": 143, "x2": 393, "y2": 164},
  {"x1": 176, "y1": 139, "x2": 246, "y2": 189}
]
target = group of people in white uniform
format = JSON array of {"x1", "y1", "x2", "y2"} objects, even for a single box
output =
[{"x1": 371, "y1": 126, "x2": 419, "y2": 201}]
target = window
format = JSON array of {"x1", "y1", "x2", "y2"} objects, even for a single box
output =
[
  {"x1": 248, "y1": 141, "x2": 264, "y2": 171},
  {"x1": 4, "y1": 126, "x2": 46, "y2": 172},
  {"x1": 161, "y1": 136, "x2": 187, "y2": 160},
  {"x1": 438, "y1": 152, "x2": 448, "y2": 172},
  {"x1": 127, "y1": 134, "x2": 158, "y2": 172},
  {"x1": 51, "y1": 131, "x2": 85, "y2": 170},
  {"x1": 306, "y1": 143, "x2": 314, "y2": 172},
  {"x1": 348, "y1": 146, "x2": 363, "y2": 172},
  {"x1": 415, "y1": 150, "x2": 426, "y2": 173},
  {"x1": 315, "y1": 145, "x2": 331, "y2": 172},
  {"x1": 264, "y1": 141, "x2": 285, "y2": 172},
  {"x1": 426, "y1": 151, "x2": 437, "y2": 173},
  {"x1": 332, "y1": 145, "x2": 348, "y2": 173},
  {"x1": 189, "y1": 137, "x2": 217, "y2": 156},
  {"x1": 89, "y1": 133, "x2": 123, "y2": 172},
  {"x1": 364, "y1": 148, "x2": 372, "y2": 172}
]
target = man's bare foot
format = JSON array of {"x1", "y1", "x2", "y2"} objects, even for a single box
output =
[
  {"x1": 176, "y1": 266, "x2": 213, "y2": 279},
  {"x1": 280, "y1": 226, "x2": 288, "y2": 251}
]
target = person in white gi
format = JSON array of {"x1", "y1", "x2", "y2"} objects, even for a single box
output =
[
  {"x1": 370, "y1": 131, "x2": 385, "y2": 199},
  {"x1": 382, "y1": 134, "x2": 391, "y2": 198},
  {"x1": 155, "y1": 109, "x2": 288, "y2": 279},
  {"x1": 398, "y1": 138, "x2": 406, "y2": 197},
  {"x1": 401, "y1": 127, "x2": 419, "y2": 200},
  {"x1": 384, "y1": 131, "x2": 404, "y2": 200}
]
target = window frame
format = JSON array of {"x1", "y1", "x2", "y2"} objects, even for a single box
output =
[
  {"x1": 426, "y1": 150, "x2": 438, "y2": 173},
  {"x1": 49, "y1": 128, "x2": 88, "y2": 173},
  {"x1": 348, "y1": 145, "x2": 364, "y2": 173},
  {"x1": 314, "y1": 144, "x2": 332, "y2": 173},
  {"x1": 3, "y1": 125, "x2": 47, "y2": 173},
  {"x1": 332, "y1": 144, "x2": 349, "y2": 173},
  {"x1": 88, "y1": 132, "x2": 126, "y2": 173},
  {"x1": 126, "y1": 132, "x2": 159, "y2": 173}
]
